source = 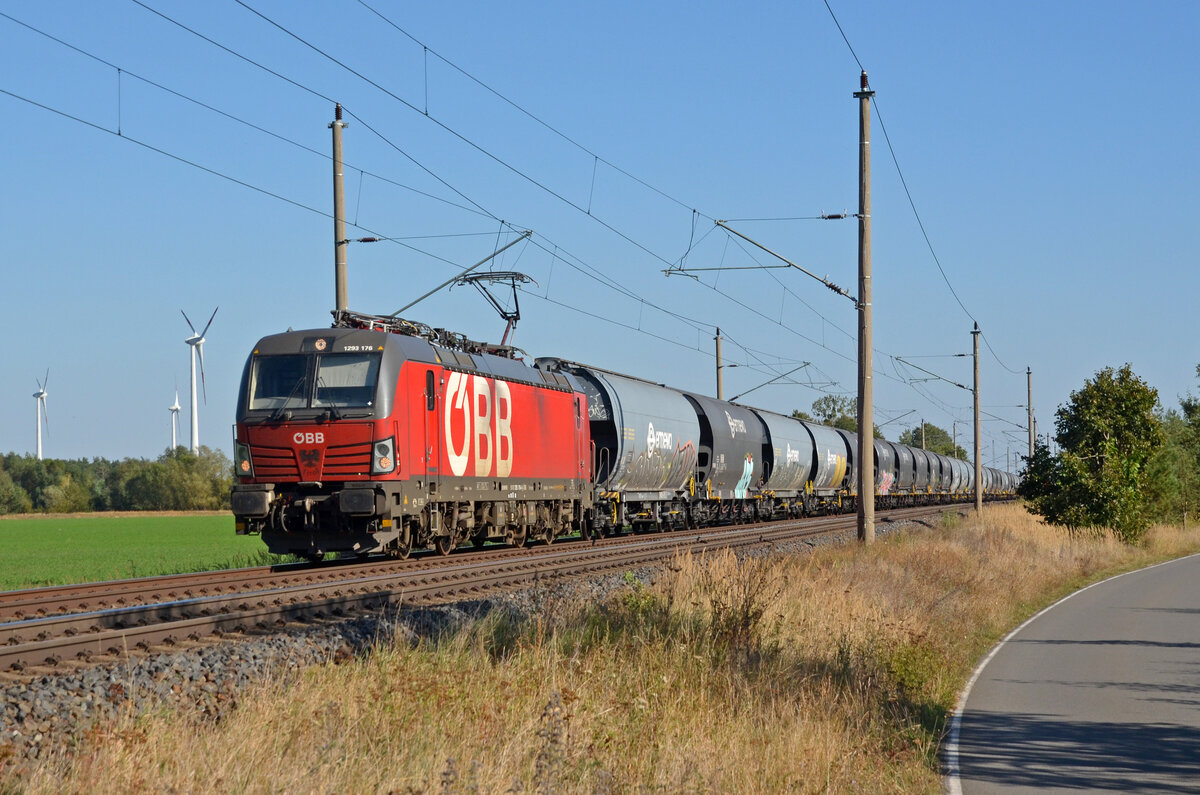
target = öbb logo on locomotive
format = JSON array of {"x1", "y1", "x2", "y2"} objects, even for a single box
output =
[
  {"x1": 443, "y1": 371, "x2": 513, "y2": 478},
  {"x1": 293, "y1": 431, "x2": 325, "y2": 445}
]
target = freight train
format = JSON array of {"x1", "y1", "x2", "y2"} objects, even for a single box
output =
[{"x1": 230, "y1": 310, "x2": 1016, "y2": 560}]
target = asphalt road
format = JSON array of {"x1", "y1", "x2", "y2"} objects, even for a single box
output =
[{"x1": 947, "y1": 553, "x2": 1200, "y2": 794}]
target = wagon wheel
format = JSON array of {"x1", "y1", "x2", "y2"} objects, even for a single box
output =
[
  {"x1": 506, "y1": 525, "x2": 527, "y2": 548},
  {"x1": 302, "y1": 551, "x2": 325, "y2": 564},
  {"x1": 471, "y1": 526, "x2": 489, "y2": 549},
  {"x1": 435, "y1": 533, "x2": 455, "y2": 556},
  {"x1": 387, "y1": 533, "x2": 412, "y2": 560}
]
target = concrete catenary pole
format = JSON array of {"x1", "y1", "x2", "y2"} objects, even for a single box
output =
[
  {"x1": 1027, "y1": 367, "x2": 1034, "y2": 460},
  {"x1": 332, "y1": 104, "x2": 349, "y2": 314},
  {"x1": 715, "y1": 327, "x2": 724, "y2": 400},
  {"x1": 855, "y1": 71, "x2": 875, "y2": 545},
  {"x1": 973, "y1": 323, "x2": 982, "y2": 512}
]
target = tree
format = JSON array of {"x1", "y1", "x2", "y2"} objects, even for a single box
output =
[
  {"x1": 0, "y1": 467, "x2": 32, "y2": 514},
  {"x1": 811, "y1": 395, "x2": 855, "y2": 426},
  {"x1": 1143, "y1": 365, "x2": 1200, "y2": 525},
  {"x1": 798, "y1": 396, "x2": 883, "y2": 438},
  {"x1": 898, "y1": 422, "x2": 967, "y2": 460},
  {"x1": 1020, "y1": 364, "x2": 1162, "y2": 541},
  {"x1": 42, "y1": 474, "x2": 92, "y2": 513}
]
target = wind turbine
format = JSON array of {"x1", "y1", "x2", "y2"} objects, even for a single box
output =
[
  {"x1": 182, "y1": 307, "x2": 218, "y2": 454},
  {"x1": 169, "y1": 388, "x2": 182, "y2": 451},
  {"x1": 32, "y1": 370, "x2": 48, "y2": 460}
]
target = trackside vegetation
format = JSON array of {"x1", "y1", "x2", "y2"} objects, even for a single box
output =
[
  {"x1": 1020, "y1": 363, "x2": 1200, "y2": 542},
  {"x1": 0, "y1": 447, "x2": 232, "y2": 515},
  {"x1": 9, "y1": 504, "x2": 1200, "y2": 792}
]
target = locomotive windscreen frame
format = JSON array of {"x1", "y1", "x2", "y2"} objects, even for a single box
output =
[{"x1": 247, "y1": 351, "x2": 382, "y2": 414}]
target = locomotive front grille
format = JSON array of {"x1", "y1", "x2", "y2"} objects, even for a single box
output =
[
  {"x1": 321, "y1": 441, "x2": 373, "y2": 477},
  {"x1": 249, "y1": 441, "x2": 374, "y2": 481}
]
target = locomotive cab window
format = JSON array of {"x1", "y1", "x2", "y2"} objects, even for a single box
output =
[
  {"x1": 314, "y1": 353, "x2": 381, "y2": 408},
  {"x1": 248, "y1": 354, "x2": 311, "y2": 411}
]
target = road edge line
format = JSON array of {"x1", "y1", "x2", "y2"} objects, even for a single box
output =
[{"x1": 942, "y1": 551, "x2": 1200, "y2": 794}]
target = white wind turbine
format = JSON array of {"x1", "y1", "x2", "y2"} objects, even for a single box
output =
[
  {"x1": 169, "y1": 387, "x2": 182, "y2": 451},
  {"x1": 32, "y1": 370, "x2": 48, "y2": 460},
  {"x1": 182, "y1": 307, "x2": 218, "y2": 454}
]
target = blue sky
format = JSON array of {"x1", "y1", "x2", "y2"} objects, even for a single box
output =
[{"x1": 0, "y1": 1, "x2": 1195, "y2": 469}]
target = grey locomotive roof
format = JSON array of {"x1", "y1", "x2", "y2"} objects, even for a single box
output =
[{"x1": 252, "y1": 327, "x2": 574, "y2": 392}]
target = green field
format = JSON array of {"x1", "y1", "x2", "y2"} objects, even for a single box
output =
[{"x1": 0, "y1": 513, "x2": 282, "y2": 591}]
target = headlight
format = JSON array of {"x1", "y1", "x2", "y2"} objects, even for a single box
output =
[
  {"x1": 372, "y1": 437, "x2": 396, "y2": 475},
  {"x1": 234, "y1": 441, "x2": 254, "y2": 478}
]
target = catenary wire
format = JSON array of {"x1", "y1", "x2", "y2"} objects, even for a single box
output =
[{"x1": 73, "y1": 3, "x2": 1018, "y2": 433}]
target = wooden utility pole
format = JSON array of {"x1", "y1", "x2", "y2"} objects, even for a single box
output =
[
  {"x1": 715, "y1": 327, "x2": 724, "y2": 400},
  {"x1": 973, "y1": 323, "x2": 982, "y2": 512},
  {"x1": 855, "y1": 71, "x2": 875, "y2": 545},
  {"x1": 332, "y1": 104, "x2": 349, "y2": 314}
]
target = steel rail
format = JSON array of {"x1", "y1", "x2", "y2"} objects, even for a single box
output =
[
  {"x1": 0, "y1": 504, "x2": 928, "y2": 621},
  {"x1": 0, "y1": 504, "x2": 962, "y2": 672}
]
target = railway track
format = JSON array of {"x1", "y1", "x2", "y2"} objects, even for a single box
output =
[{"x1": 0, "y1": 504, "x2": 962, "y2": 674}]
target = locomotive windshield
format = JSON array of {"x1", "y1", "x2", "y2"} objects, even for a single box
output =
[
  {"x1": 248, "y1": 352, "x2": 381, "y2": 411},
  {"x1": 314, "y1": 353, "x2": 380, "y2": 408}
]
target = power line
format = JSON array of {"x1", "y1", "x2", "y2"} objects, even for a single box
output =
[
  {"x1": 36, "y1": 3, "x2": 1017, "y2": 425},
  {"x1": 229, "y1": 0, "x2": 682, "y2": 268},
  {"x1": 125, "y1": 1, "x2": 890, "y2": 401},
  {"x1": 8, "y1": 6, "x2": 731, "y2": 366},
  {"x1": 1, "y1": 9, "x2": 491, "y2": 222},
  {"x1": 822, "y1": 0, "x2": 865, "y2": 72},
  {"x1": 820, "y1": 0, "x2": 1025, "y2": 380},
  {"x1": 0, "y1": 86, "x2": 487, "y2": 277},
  {"x1": 353, "y1": 0, "x2": 702, "y2": 217}
]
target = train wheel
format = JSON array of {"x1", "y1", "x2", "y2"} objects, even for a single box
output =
[
  {"x1": 302, "y1": 552, "x2": 325, "y2": 563},
  {"x1": 387, "y1": 534, "x2": 411, "y2": 560},
  {"x1": 435, "y1": 534, "x2": 455, "y2": 556}
]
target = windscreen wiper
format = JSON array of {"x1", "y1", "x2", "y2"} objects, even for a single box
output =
[{"x1": 271, "y1": 376, "x2": 308, "y2": 422}]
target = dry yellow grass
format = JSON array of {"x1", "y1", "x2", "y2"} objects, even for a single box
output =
[{"x1": 11, "y1": 504, "x2": 1200, "y2": 793}]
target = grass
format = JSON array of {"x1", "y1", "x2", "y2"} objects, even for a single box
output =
[
  {"x1": 0, "y1": 513, "x2": 281, "y2": 590},
  {"x1": 7, "y1": 504, "x2": 1200, "y2": 792}
]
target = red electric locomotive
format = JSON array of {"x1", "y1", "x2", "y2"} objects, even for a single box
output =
[{"x1": 231, "y1": 311, "x2": 592, "y2": 560}]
